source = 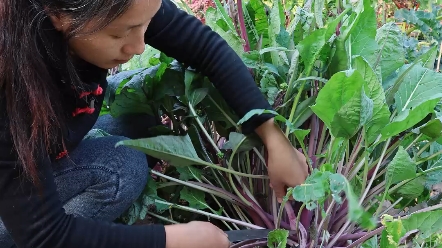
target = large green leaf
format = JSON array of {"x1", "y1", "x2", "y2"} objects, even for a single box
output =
[
  {"x1": 382, "y1": 98, "x2": 439, "y2": 138},
  {"x1": 116, "y1": 135, "x2": 208, "y2": 167},
  {"x1": 374, "y1": 23, "x2": 406, "y2": 81},
  {"x1": 297, "y1": 10, "x2": 344, "y2": 74},
  {"x1": 311, "y1": 69, "x2": 364, "y2": 130},
  {"x1": 245, "y1": 0, "x2": 270, "y2": 49},
  {"x1": 110, "y1": 68, "x2": 156, "y2": 117},
  {"x1": 401, "y1": 210, "x2": 442, "y2": 241},
  {"x1": 349, "y1": 1, "x2": 379, "y2": 67},
  {"x1": 394, "y1": 64, "x2": 442, "y2": 120},
  {"x1": 353, "y1": 56, "x2": 390, "y2": 143},
  {"x1": 385, "y1": 146, "x2": 416, "y2": 186},
  {"x1": 380, "y1": 64, "x2": 442, "y2": 138},
  {"x1": 330, "y1": 87, "x2": 373, "y2": 139}
]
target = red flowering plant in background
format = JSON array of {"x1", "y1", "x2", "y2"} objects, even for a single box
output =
[{"x1": 184, "y1": 0, "x2": 216, "y2": 23}]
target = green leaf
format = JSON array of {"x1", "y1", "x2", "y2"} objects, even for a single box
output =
[
  {"x1": 245, "y1": 0, "x2": 270, "y2": 49},
  {"x1": 222, "y1": 132, "x2": 263, "y2": 152},
  {"x1": 349, "y1": 2, "x2": 379, "y2": 67},
  {"x1": 293, "y1": 170, "x2": 331, "y2": 210},
  {"x1": 385, "y1": 46, "x2": 439, "y2": 105},
  {"x1": 413, "y1": 117, "x2": 442, "y2": 139},
  {"x1": 184, "y1": 70, "x2": 208, "y2": 106},
  {"x1": 311, "y1": 69, "x2": 364, "y2": 130},
  {"x1": 267, "y1": 229, "x2": 289, "y2": 248},
  {"x1": 385, "y1": 146, "x2": 416, "y2": 186},
  {"x1": 374, "y1": 22, "x2": 406, "y2": 81},
  {"x1": 297, "y1": 9, "x2": 345, "y2": 74},
  {"x1": 176, "y1": 166, "x2": 203, "y2": 181},
  {"x1": 394, "y1": 65, "x2": 442, "y2": 120},
  {"x1": 401, "y1": 210, "x2": 442, "y2": 241},
  {"x1": 381, "y1": 216, "x2": 405, "y2": 248},
  {"x1": 260, "y1": 70, "x2": 280, "y2": 105},
  {"x1": 292, "y1": 96, "x2": 316, "y2": 128},
  {"x1": 205, "y1": 8, "x2": 244, "y2": 56},
  {"x1": 396, "y1": 175, "x2": 425, "y2": 199},
  {"x1": 238, "y1": 109, "x2": 298, "y2": 132},
  {"x1": 353, "y1": 56, "x2": 390, "y2": 144},
  {"x1": 361, "y1": 236, "x2": 378, "y2": 248},
  {"x1": 330, "y1": 87, "x2": 373, "y2": 139},
  {"x1": 382, "y1": 98, "x2": 439, "y2": 138},
  {"x1": 109, "y1": 68, "x2": 155, "y2": 117},
  {"x1": 179, "y1": 187, "x2": 209, "y2": 210},
  {"x1": 116, "y1": 135, "x2": 208, "y2": 167},
  {"x1": 293, "y1": 129, "x2": 310, "y2": 143},
  {"x1": 329, "y1": 173, "x2": 346, "y2": 203},
  {"x1": 212, "y1": 0, "x2": 236, "y2": 32}
]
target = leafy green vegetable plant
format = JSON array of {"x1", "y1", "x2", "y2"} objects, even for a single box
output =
[{"x1": 103, "y1": 0, "x2": 442, "y2": 246}]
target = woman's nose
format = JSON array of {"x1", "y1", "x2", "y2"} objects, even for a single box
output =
[{"x1": 122, "y1": 34, "x2": 146, "y2": 56}]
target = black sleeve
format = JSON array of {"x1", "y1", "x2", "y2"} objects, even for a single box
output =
[
  {"x1": 145, "y1": 0, "x2": 274, "y2": 134},
  {"x1": 0, "y1": 117, "x2": 166, "y2": 247}
]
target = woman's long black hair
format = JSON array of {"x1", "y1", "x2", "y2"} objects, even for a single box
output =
[{"x1": 0, "y1": 0, "x2": 132, "y2": 183}]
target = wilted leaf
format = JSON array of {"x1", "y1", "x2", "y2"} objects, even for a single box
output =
[{"x1": 381, "y1": 216, "x2": 405, "y2": 248}]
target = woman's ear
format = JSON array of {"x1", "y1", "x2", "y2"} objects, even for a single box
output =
[{"x1": 47, "y1": 13, "x2": 71, "y2": 32}]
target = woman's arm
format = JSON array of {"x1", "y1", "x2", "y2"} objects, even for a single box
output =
[
  {"x1": 145, "y1": 1, "x2": 308, "y2": 202},
  {"x1": 145, "y1": 0, "x2": 275, "y2": 134}
]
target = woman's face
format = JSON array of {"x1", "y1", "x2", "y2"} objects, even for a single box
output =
[{"x1": 49, "y1": 0, "x2": 162, "y2": 69}]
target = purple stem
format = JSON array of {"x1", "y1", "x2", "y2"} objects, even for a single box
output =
[
  {"x1": 232, "y1": 240, "x2": 268, "y2": 248},
  {"x1": 300, "y1": 207, "x2": 312, "y2": 237},
  {"x1": 191, "y1": 182, "x2": 248, "y2": 208},
  {"x1": 346, "y1": 227, "x2": 385, "y2": 248},
  {"x1": 243, "y1": 192, "x2": 274, "y2": 229},
  {"x1": 298, "y1": 222, "x2": 308, "y2": 248},
  {"x1": 236, "y1": 0, "x2": 250, "y2": 52},
  {"x1": 336, "y1": 232, "x2": 368, "y2": 241},
  {"x1": 264, "y1": 212, "x2": 291, "y2": 230},
  {"x1": 285, "y1": 204, "x2": 297, "y2": 230},
  {"x1": 330, "y1": 201, "x2": 348, "y2": 232}
]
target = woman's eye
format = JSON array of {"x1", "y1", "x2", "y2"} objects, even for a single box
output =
[{"x1": 111, "y1": 35, "x2": 123, "y2": 39}]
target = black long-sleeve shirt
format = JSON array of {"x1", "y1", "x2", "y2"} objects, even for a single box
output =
[{"x1": 0, "y1": 0, "x2": 272, "y2": 247}]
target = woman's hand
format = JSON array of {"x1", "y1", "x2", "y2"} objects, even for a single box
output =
[
  {"x1": 165, "y1": 221, "x2": 230, "y2": 248},
  {"x1": 255, "y1": 118, "x2": 309, "y2": 203}
]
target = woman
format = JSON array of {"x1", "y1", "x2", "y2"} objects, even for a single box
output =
[{"x1": 0, "y1": 0, "x2": 308, "y2": 247}]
